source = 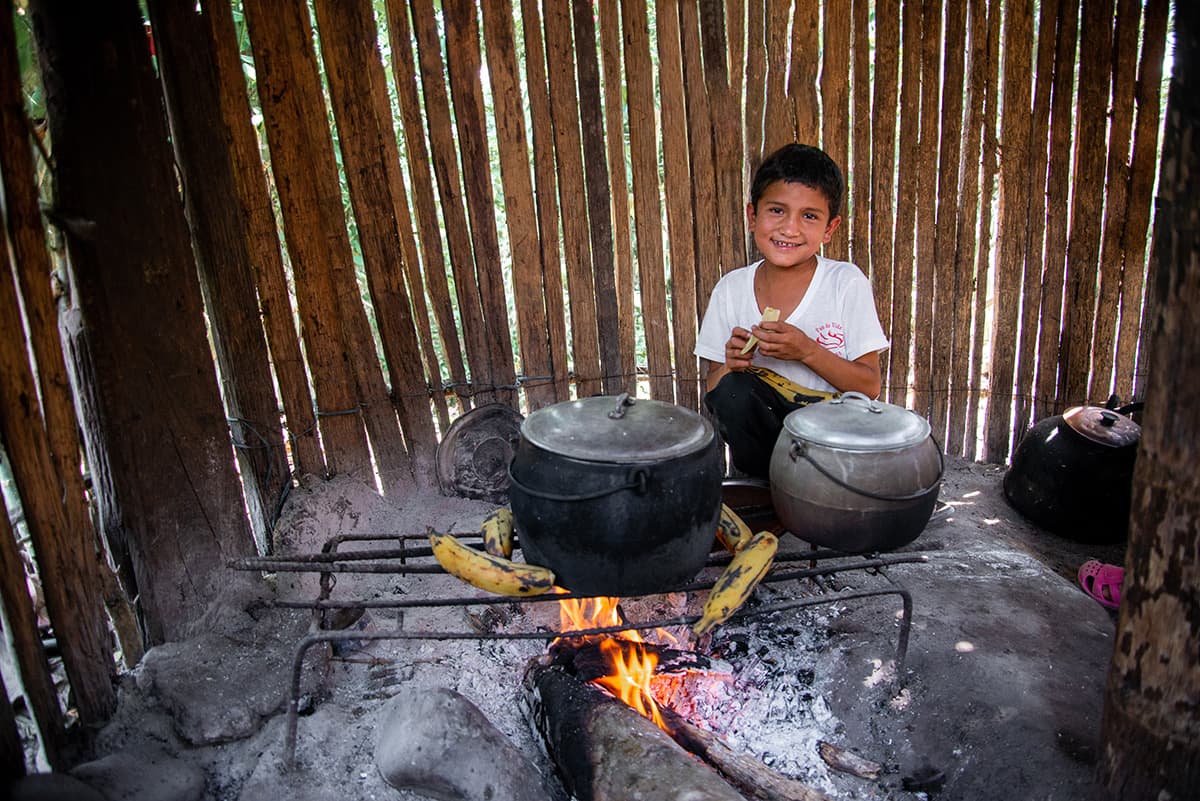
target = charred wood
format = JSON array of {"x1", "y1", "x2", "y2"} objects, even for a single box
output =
[
  {"x1": 816, "y1": 740, "x2": 882, "y2": 780},
  {"x1": 524, "y1": 657, "x2": 743, "y2": 801}
]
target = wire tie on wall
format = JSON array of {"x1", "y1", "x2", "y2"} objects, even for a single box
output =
[{"x1": 315, "y1": 406, "x2": 362, "y2": 418}]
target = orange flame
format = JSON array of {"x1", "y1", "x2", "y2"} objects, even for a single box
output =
[{"x1": 556, "y1": 597, "x2": 666, "y2": 729}]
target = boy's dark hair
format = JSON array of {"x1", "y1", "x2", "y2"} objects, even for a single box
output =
[{"x1": 750, "y1": 144, "x2": 844, "y2": 219}]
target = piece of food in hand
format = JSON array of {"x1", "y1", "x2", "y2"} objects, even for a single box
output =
[
  {"x1": 692, "y1": 530, "x2": 778, "y2": 636},
  {"x1": 429, "y1": 529, "x2": 556, "y2": 596},
  {"x1": 481, "y1": 507, "x2": 515, "y2": 559},
  {"x1": 738, "y1": 306, "x2": 781, "y2": 355}
]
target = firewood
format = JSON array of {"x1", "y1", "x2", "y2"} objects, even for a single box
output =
[
  {"x1": 816, "y1": 740, "x2": 882, "y2": 779},
  {"x1": 549, "y1": 637, "x2": 715, "y2": 682},
  {"x1": 524, "y1": 657, "x2": 744, "y2": 801},
  {"x1": 658, "y1": 705, "x2": 833, "y2": 801}
]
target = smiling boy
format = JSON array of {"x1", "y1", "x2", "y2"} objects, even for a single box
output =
[{"x1": 695, "y1": 144, "x2": 889, "y2": 479}]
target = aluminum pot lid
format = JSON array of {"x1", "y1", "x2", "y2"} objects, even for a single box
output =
[
  {"x1": 1063, "y1": 406, "x2": 1141, "y2": 448},
  {"x1": 782, "y1": 391, "x2": 932, "y2": 452},
  {"x1": 520, "y1": 393, "x2": 714, "y2": 463}
]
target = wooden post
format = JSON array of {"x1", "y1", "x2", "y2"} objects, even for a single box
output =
[
  {"x1": 442, "y1": 0, "x2": 519, "y2": 409},
  {"x1": 965, "y1": 0, "x2": 1003, "y2": 462},
  {"x1": 984, "y1": 0, "x2": 1034, "y2": 462},
  {"x1": 911, "y1": 0, "x2": 943, "y2": 420},
  {"x1": 888, "y1": 0, "x2": 922, "y2": 406},
  {"x1": 682, "y1": 0, "x2": 726, "y2": 401},
  {"x1": 312, "y1": 0, "x2": 441, "y2": 485},
  {"x1": 763, "y1": 0, "x2": 793, "y2": 155},
  {"x1": 515, "y1": 0, "x2": 571, "y2": 403},
  {"x1": 240, "y1": 0, "x2": 378, "y2": 479},
  {"x1": 31, "y1": 0, "x2": 256, "y2": 647},
  {"x1": 622, "y1": 0, "x2": 673, "y2": 402},
  {"x1": 1012, "y1": 0, "x2": 1061, "y2": 443},
  {"x1": 572, "y1": 0, "x2": 623, "y2": 397},
  {"x1": 383, "y1": 0, "x2": 471, "y2": 419},
  {"x1": 1098, "y1": 4, "x2": 1200, "y2": 791},
  {"x1": 598, "y1": 0, "x2": 638, "y2": 395},
  {"x1": 1060, "y1": 0, "x2": 1116, "y2": 407},
  {"x1": 930, "y1": 0, "x2": 967, "y2": 444},
  {"x1": 0, "y1": 492, "x2": 63, "y2": 767},
  {"x1": 870, "y1": 0, "x2": 900, "y2": 398},
  {"x1": 541, "y1": 0, "x2": 604, "y2": 398},
  {"x1": 701, "y1": 0, "x2": 747, "y2": 274},
  {"x1": 202, "y1": 0, "x2": 325, "y2": 478},
  {"x1": 657, "y1": 0, "x2": 700, "y2": 410},
  {"x1": 1033, "y1": 0, "x2": 1081, "y2": 422},
  {"x1": 1088, "y1": 0, "x2": 1141, "y2": 403},
  {"x1": 480, "y1": 0, "x2": 557, "y2": 410},
  {"x1": 148, "y1": 0, "x2": 291, "y2": 541},
  {"x1": 1113, "y1": 0, "x2": 1170, "y2": 400},
  {"x1": 947, "y1": 0, "x2": 989, "y2": 455},
  {"x1": 820, "y1": 0, "x2": 850, "y2": 262}
]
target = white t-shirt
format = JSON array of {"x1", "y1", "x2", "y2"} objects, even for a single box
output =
[{"x1": 694, "y1": 257, "x2": 890, "y2": 394}]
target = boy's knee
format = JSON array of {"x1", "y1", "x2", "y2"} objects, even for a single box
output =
[{"x1": 704, "y1": 371, "x2": 761, "y2": 419}]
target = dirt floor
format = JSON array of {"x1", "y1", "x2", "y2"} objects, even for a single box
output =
[{"x1": 6, "y1": 455, "x2": 1128, "y2": 801}]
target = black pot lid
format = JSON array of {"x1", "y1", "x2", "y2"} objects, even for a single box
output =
[
  {"x1": 521, "y1": 393, "x2": 714, "y2": 463},
  {"x1": 1063, "y1": 406, "x2": 1141, "y2": 447},
  {"x1": 782, "y1": 391, "x2": 932, "y2": 452}
]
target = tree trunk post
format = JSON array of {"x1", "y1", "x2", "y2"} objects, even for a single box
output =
[{"x1": 1098, "y1": 3, "x2": 1200, "y2": 795}]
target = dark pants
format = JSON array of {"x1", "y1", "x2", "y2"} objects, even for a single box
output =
[{"x1": 704, "y1": 371, "x2": 808, "y2": 480}]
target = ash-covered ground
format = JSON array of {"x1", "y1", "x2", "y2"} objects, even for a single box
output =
[{"x1": 22, "y1": 456, "x2": 1121, "y2": 801}]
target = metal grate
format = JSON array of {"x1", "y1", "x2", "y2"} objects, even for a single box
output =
[{"x1": 228, "y1": 529, "x2": 928, "y2": 767}]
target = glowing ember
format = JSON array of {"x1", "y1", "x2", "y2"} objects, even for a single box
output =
[{"x1": 556, "y1": 597, "x2": 667, "y2": 728}]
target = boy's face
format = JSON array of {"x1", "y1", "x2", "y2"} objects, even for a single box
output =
[{"x1": 747, "y1": 181, "x2": 841, "y2": 270}]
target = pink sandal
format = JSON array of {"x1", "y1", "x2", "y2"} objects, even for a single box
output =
[{"x1": 1078, "y1": 560, "x2": 1123, "y2": 609}]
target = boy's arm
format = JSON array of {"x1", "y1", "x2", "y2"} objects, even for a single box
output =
[
  {"x1": 749, "y1": 321, "x2": 883, "y2": 397},
  {"x1": 702, "y1": 326, "x2": 756, "y2": 392},
  {"x1": 703, "y1": 359, "x2": 729, "y2": 393}
]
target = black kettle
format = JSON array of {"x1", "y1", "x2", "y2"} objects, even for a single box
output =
[{"x1": 1003, "y1": 400, "x2": 1142, "y2": 543}]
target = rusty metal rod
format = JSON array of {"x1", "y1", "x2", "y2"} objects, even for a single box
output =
[{"x1": 280, "y1": 582, "x2": 916, "y2": 769}]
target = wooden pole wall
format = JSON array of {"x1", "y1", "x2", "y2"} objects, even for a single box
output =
[
  {"x1": 4, "y1": 0, "x2": 1175, "y2": 460},
  {"x1": 0, "y1": 0, "x2": 1175, "y2": 730}
]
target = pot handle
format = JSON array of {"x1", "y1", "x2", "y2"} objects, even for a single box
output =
[
  {"x1": 608, "y1": 392, "x2": 636, "y2": 419},
  {"x1": 831, "y1": 391, "x2": 884, "y2": 413},
  {"x1": 788, "y1": 438, "x2": 945, "y2": 502},
  {"x1": 507, "y1": 465, "x2": 650, "y2": 501}
]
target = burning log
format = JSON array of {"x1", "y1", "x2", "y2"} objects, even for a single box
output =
[
  {"x1": 524, "y1": 657, "x2": 744, "y2": 801},
  {"x1": 529, "y1": 642, "x2": 833, "y2": 801},
  {"x1": 552, "y1": 637, "x2": 717, "y2": 682}
]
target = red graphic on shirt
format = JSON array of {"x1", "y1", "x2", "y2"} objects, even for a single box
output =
[{"x1": 815, "y1": 323, "x2": 845, "y2": 353}]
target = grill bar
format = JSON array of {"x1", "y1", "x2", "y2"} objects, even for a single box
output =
[{"x1": 239, "y1": 529, "x2": 927, "y2": 769}]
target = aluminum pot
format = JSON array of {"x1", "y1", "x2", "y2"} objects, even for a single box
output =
[
  {"x1": 507, "y1": 393, "x2": 722, "y2": 595},
  {"x1": 1002, "y1": 404, "x2": 1140, "y2": 543},
  {"x1": 769, "y1": 392, "x2": 943, "y2": 552}
]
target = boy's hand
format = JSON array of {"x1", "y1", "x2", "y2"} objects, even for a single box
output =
[
  {"x1": 723, "y1": 327, "x2": 756, "y2": 370},
  {"x1": 748, "y1": 321, "x2": 818, "y2": 363}
]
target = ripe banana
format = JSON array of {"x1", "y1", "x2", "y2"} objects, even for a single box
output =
[
  {"x1": 481, "y1": 507, "x2": 515, "y2": 559},
  {"x1": 692, "y1": 530, "x2": 778, "y2": 636},
  {"x1": 739, "y1": 306, "x2": 781, "y2": 354},
  {"x1": 746, "y1": 366, "x2": 835, "y2": 406},
  {"x1": 715, "y1": 503, "x2": 754, "y2": 553},
  {"x1": 428, "y1": 529, "x2": 556, "y2": 596}
]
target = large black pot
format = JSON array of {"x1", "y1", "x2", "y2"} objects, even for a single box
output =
[
  {"x1": 508, "y1": 394, "x2": 722, "y2": 596},
  {"x1": 769, "y1": 392, "x2": 943, "y2": 552},
  {"x1": 1003, "y1": 405, "x2": 1140, "y2": 543}
]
